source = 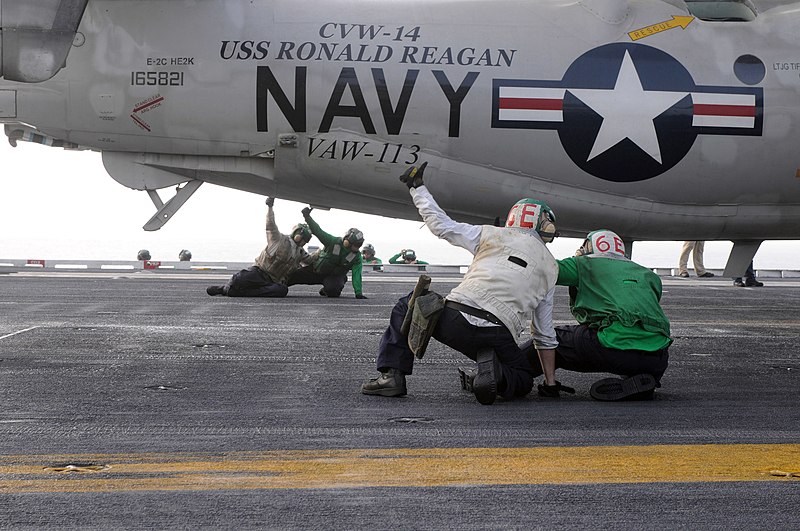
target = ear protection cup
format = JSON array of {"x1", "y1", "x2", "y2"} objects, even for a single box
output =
[
  {"x1": 537, "y1": 217, "x2": 556, "y2": 243},
  {"x1": 537, "y1": 221, "x2": 555, "y2": 243},
  {"x1": 575, "y1": 239, "x2": 591, "y2": 256}
]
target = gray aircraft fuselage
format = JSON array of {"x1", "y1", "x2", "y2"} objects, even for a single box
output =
[{"x1": 1, "y1": 0, "x2": 799, "y2": 241}]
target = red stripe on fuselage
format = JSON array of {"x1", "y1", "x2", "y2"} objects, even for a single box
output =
[
  {"x1": 693, "y1": 104, "x2": 755, "y2": 117},
  {"x1": 499, "y1": 98, "x2": 563, "y2": 111}
]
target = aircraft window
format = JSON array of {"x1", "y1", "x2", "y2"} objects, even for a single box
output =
[
  {"x1": 684, "y1": 0, "x2": 757, "y2": 21},
  {"x1": 684, "y1": 1, "x2": 756, "y2": 21}
]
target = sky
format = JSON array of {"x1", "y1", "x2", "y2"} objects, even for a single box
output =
[{"x1": 1, "y1": 139, "x2": 799, "y2": 270}]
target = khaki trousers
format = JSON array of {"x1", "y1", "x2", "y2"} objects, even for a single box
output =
[{"x1": 678, "y1": 240, "x2": 706, "y2": 276}]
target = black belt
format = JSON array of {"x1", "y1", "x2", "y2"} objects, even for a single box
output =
[{"x1": 445, "y1": 300, "x2": 503, "y2": 326}]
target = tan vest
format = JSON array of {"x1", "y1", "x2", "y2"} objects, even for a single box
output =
[{"x1": 447, "y1": 225, "x2": 558, "y2": 347}]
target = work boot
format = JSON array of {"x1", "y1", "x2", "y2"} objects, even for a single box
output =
[
  {"x1": 472, "y1": 348, "x2": 501, "y2": 405},
  {"x1": 678, "y1": 271, "x2": 689, "y2": 278},
  {"x1": 206, "y1": 285, "x2": 225, "y2": 296},
  {"x1": 733, "y1": 279, "x2": 745, "y2": 287},
  {"x1": 590, "y1": 374, "x2": 656, "y2": 401},
  {"x1": 361, "y1": 369, "x2": 407, "y2": 397},
  {"x1": 745, "y1": 278, "x2": 764, "y2": 287},
  {"x1": 319, "y1": 287, "x2": 327, "y2": 297},
  {"x1": 698, "y1": 272, "x2": 715, "y2": 278},
  {"x1": 458, "y1": 366, "x2": 477, "y2": 392}
]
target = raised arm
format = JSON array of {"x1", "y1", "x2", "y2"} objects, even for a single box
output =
[
  {"x1": 302, "y1": 207, "x2": 337, "y2": 247},
  {"x1": 265, "y1": 197, "x2": 281, "y2": 244},
  {"x1": 410, "y1": 186, "x2": 482, "y2": 254}
]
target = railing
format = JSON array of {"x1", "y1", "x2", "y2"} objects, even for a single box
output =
[
  {"x1": 0, "y1": 259, "x2": 467, "y2": 275},
  {"x1": 0, "y1": 259, "x2": 251, "y2": 272},
  {"x1": 1, "y1": 260, "x2": 797, "y2": 278}
]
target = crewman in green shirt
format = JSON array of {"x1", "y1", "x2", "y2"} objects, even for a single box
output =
[
  {"x1": 388, "y1": 249, "x2": 428, "y2": 265},
  {"x1": 287, "y1": 207, "x2": 367, "y2": 299},
  {"x1": 533, "y1": 229, "x2": 671, "y2": 401},
  {"x1": 361, "y1": 244, "x2": 383, "y2": 272}
]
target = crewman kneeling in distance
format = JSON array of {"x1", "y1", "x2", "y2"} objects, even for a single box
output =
[
  {"x1": 530, "y1": 230, "x2": 671, "y2": 401},
  {"x1": 361, "y1": 162, "x2": 559, "y2": 405},
  {"x1": 287, "y1": 208, "x2": 368, "y2": 299},
  {"x1": 388, "y1": 249, "x2": 428, "y2": 265},
  {"x1": 206, "y1": 197, "x2": 311, "y2": 297},
  {"x1": 362, "y1": 243, "x2": 383, "y2": 272}
]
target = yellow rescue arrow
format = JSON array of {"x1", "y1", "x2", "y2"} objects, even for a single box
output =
[{"x1": 628, "y1": 15, "x2": 695, "y2": 41}]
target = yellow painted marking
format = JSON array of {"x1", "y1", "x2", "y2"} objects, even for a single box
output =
[
  {"x1": 628, "y1": 16, "x2": 694, "y2": 41},
  {"x1": 0, "y1": 444, "x2": 797, "y2": 493}
]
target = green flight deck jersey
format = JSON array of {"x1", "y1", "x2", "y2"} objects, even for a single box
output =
[
  {"x1": 303, "y1": 213, "x2": 363, "y2": 296},
  {"x1": 388, "y1": 252, "x2": 428, "y2": 265},
  {"x1": 557, "y1": 256, "x2": 672, "y2": 352}
]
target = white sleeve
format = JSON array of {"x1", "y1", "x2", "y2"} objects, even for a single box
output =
[
  {"x1": 410, "y1": 186, "x2": 482, "y2": 254},
  {"x1": 532, "y1": 287, "x2": 558, "y2": 350}
]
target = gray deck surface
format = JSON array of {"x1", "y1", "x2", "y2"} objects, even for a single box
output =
[{"x1": 0, "y1": 271, "x2": 798, "y2": 529}]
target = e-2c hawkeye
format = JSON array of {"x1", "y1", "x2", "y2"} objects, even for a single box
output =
[{"x1": 0, "y1": 0, "x2": 797, "y2": 273}]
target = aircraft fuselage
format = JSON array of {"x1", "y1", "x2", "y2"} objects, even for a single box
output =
[{"x1": 2, "y1": 0, "x2": 800, "y2": 240}]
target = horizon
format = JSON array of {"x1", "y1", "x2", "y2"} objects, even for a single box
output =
[{"x1": 2, "y1": 141, "x2": 799, "y2": 270}]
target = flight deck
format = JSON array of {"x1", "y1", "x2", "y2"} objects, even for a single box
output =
[{"x1": 0, "y1": 269, "x2": 798, "y2": 528}]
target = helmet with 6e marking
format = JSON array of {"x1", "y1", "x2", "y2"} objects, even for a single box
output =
[{"x1": 577, "y1": 229, "x2": 626, "y2": 257}]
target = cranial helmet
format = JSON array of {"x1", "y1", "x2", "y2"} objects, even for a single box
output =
[
  {"x1": 343, "y1": 228, "x2": 364, "y2": 248},
  {"x1": 137, "y1": 249, "x2": 151, "y2": 261},
  {"x1": 403, "y1": 249, "x2": 417, "y2": 261},
  {"x1": 505, "y1": 199, "x2": 557, "y2": 242},
  {"x1": 577, "y1": 229, "x2": 626, "y2": 257},
  {"x1": 362, "y1": 243, "x2": 375, "y2": 257},
  {"x1": 291, "y1": 223, "x2": 312, "y2": 244},
  {"x1": 178, "y1": 249, "x2": 192, "y2": 261}
]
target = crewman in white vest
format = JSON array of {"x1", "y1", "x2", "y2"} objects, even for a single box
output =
[{"x1": 361, "y1": 162, "x2": 560, "y2": 405}]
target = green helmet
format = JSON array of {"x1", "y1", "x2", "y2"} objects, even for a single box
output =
[
  {"x1": 505, "y1": 199, "x2": 557, "y2": 242},
  {"x1": 343, "y1": 228, "x2": 364, "y2": 248},
  {"x1": 291, "y1": 223, "x2": 312, "y2": 244}
]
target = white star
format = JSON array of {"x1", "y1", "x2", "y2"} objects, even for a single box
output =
[{"x1": 569, "y1": 51, "x2": 687, "y2": 164}]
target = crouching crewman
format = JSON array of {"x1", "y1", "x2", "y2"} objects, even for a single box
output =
[
  {"x1": 532, "y1": 230, "x2": 672, "y2": 401},
  {"x1": 361, "y1": 162, "x2": 559, "y2": 405},
  {"x1": 287, "y1": 207, "x2": 368, "y2": 299},
  {"x1": 206, "y1": 197, "x2": 311, "y2": 297}
]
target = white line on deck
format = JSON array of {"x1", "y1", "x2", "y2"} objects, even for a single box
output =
[{"x1": 0, "y1": 326, "x2": 38, "y2": 341}]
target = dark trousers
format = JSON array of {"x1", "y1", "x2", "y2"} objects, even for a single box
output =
[
  {"x1": 287, "y1": 266, "x2": 347, "y2": 297},
  {"x1": 376, "y1": 292, "x2": 535, "y2": 400},
  {"x1": 733, "y1": 262, "x2": 756, "y2": 282},
  {"x1": 225, "y1": 266, "x2": 288, "y2": 298},
  {"x1": 528, "y1": 324, "x2": 669, "y2": 383}
]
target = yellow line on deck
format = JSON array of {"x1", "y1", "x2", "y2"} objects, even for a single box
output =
[{"x1": 0, "y1": 444, "x2": 797, "y2": 493}]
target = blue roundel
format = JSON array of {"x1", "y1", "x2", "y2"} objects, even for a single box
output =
[
  {"x1": 558, "y1": 43, "x2": 696, "y2": 183},
  {"x1": 492, "y1": 43, "x2": 763, "y2": 183}
]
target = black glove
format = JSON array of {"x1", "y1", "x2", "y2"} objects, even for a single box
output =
[
  {"x1": 399, "y1": 161, "x2": 427, "y2": 189},
  {"x1": 265, "y1": 196, "x2": 274, "y2": 207},
  {"x1": 301, "y1": 206, "x2": 313, "y2": 217},
  {"x1": 355, "y1": 293, "x2": 368, "y2": 299},
  {"x1": 537, "y1": 381, "x2": 576, "y2": 398}
]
